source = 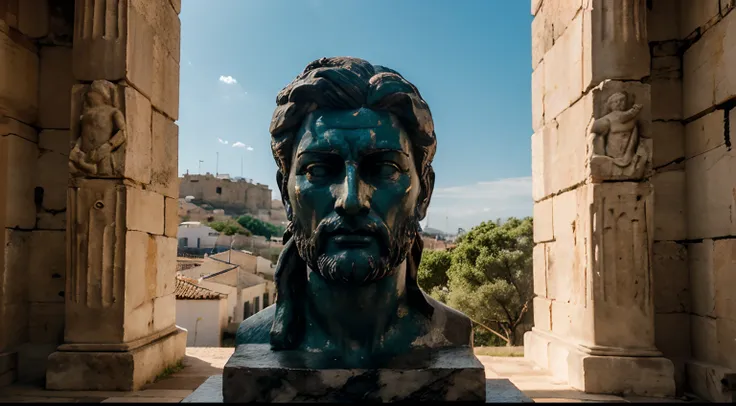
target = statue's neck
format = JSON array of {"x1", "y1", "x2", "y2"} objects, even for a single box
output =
[{"x1": 304, "y1": 262, "x2": 407, "y2": 353}]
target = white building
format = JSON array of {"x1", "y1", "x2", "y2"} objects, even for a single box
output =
[
  {"x1": 174, "y1": 276, "x2": 229, "y2": 347},
  {"x1": 177, "y1": 221, "x2": 219, "y2": 249},
  {"x1": 178, "y1": 250, "x2": 276, "y2": 331}
]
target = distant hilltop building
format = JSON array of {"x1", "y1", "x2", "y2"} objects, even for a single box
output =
[{"x1": 179, "y1": 173, "x2": 272, "y2": 214}]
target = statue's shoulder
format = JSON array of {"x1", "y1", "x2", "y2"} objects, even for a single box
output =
[
  {"x1": 423, "y1": 294, "x2": 474, "y2": 346},
  {"x1": 235, "y1": 304, "x2": 276, "y2": 345}
]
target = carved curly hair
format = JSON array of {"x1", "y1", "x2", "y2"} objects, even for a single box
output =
[{"x1": 268, "y1": 57, "x2": 438, "y2": 350}]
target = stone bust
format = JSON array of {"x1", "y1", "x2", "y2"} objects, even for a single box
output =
[{"x1": 236, "y1": 57, "x2": 473, "y2": 367}]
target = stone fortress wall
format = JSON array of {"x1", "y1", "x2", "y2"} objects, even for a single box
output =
[
  {"x1": 526, "y1": 0, "x2": 735, "y2": 402},
  {"x1": 0, "y1": 0, "x2": 186, "y2": 391},
  {"x1": 179, "y1": 174, "x2": 272, "y2": 214}
]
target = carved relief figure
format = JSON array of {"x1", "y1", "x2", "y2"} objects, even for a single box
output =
[
  {"x1": 588, "y1": 91, "x2": 650, "y2": 179},
  {"x1": 235, "y1": 57, "x2": 473, "y2": 367},
  {"x1": 69, "y1": 80, "x2": 126, "y2": 178}
]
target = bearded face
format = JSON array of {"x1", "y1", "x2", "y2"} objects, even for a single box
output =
[{"x1": 285, "y1": 108, "x2": 424, "y2": 286}]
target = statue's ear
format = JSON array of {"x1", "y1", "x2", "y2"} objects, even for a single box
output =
[
  {"x1": 276, "y1": 170, "x2": 293, "y2": 221},
  {"x1": 416, "y1": 167, "x2": 435, "y2": 220}
]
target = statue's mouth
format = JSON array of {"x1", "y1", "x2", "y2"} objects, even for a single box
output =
[{"x1": 328, "y1": 232, "x2": 375, "y2": 248}]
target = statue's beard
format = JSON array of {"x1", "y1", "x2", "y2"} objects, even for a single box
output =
[{"x1": 292, "y1": 212, "x2": 419, "y2": 286}]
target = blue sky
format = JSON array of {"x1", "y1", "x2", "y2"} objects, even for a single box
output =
[{"x1": 178, "y1": 0, "x2": 533, "y2": 233}]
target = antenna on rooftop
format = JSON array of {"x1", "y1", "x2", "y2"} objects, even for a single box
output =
[
  {"x1": 198, "y1": 160, "x2": 204, "y2": 174},
  {"x1": 216, "y1": 152, "x2": 219, "y2": 177}
]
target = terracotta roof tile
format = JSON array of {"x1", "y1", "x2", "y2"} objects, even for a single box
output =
[{"x1": 175, "y1": 275, "x2": 226, "y2": 300}]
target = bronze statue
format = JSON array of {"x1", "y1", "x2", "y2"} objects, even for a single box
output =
[
  {"x1": 236, "y1": 57, "x2": 473, "y2": 367},
  {"x1": 69, "y1": 80, "x2": 126, "y2": 178}
]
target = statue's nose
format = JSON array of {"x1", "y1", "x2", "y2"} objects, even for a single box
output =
[{"x1": 335, "y1": 165, "x2": 370, "y2": 217}]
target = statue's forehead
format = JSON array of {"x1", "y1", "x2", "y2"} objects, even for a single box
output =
[{"x1": 295, "y1": 108, "x2": 411, "y2": 156}]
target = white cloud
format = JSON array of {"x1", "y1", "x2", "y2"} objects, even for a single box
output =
[
  {"x1": 232, "y1": 142, "x2": 253, "y2": 151},
  {"x1": 217, "y1": 138, "x2": 229, "y2": 145},
  {"x1": 424, "y1": 176, "x2": 532, "y2": 233},
  {"x1": 219, "y1": 75, "x2": 238, "y2": 85}
]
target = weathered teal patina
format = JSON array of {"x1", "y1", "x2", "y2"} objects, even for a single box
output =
[{"x1": 236, "y1": 57, "x2": 472, "y2": 368}]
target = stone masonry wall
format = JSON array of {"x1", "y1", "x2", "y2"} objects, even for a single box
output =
[
  {"x1": 179, "y1": 174, "x2": 272, "y2": 214},
  {"x1": 647, "y1": 0, "x2": 690, "y2": 393},
  {"x1": 675, "y1": 0, "x2": 735, "y2": 402},
  {"x1": 530, "y1": 0, "x2": 590, "y2": 380},
  {"x1": 0, "y1": 0, "x2": 75, "y2": 384}
]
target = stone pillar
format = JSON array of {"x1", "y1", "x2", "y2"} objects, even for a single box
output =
[
  {"x1": 45, "y1": 0, "x2": 185, "y2": 391},
  {"x1": 526, "y1": 0, "x2": 676, "y2": 397}
]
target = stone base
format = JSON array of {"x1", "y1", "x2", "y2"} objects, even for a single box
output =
[
  {"x1": 0, "y1": 352, "x2": 18, "y2": 388},
  {"x1": 45, "y1": 326, "x2": 187, "y2": 391},
  {"x1": 525, "y1": 329, "x2": 675, "y2": 397},
  {"x1": 685, "y1": 360, "x2": 734, "y2": 403},
  {"x1": 223, "y1": 344, "x2": 487, "y2": 402},
  {"x1": 183, "y1": 375, "x2": 533, "y2": 403}
]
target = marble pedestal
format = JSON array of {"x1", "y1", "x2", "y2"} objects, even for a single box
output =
[
  {"x1": 183, "y1": 344, "x2": 532, "y2": 403},
  {"x1": 183, "y1": 376, "x2": 533, "y2": 403}
]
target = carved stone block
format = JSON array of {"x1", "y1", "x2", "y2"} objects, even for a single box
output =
[
  {"x1": 652, "y1": 170, "x2": 686, "y2": 241},
  {"x1": 37, "y1": 130, "x2": 70, "y2": 230},
  {"x1": 150, "y1": 111, "x2": 179, "y2": 198},
  {"x1": 70, "y1": 81, "x2": 152, "y2": 185},
  {"x1": 532, "y1": 243, "x2": 547, "y2": 297},
  {"x1": 163, "y1": 197, "x2": 178, "y2": 237},
  {"x1": 126, "y1": 187, "x2": 164, "y2": 235},
  {"x1": 652, "y1": 242, "x2": 689, "y2": 314},
  {"x1": 684, "y1": 110, "x2": 723, "y2": 160},
  {"x1": 152, "y1": 35, "x2": 180, "y2": 120},
  {"x1": 28, "y1": 303, "x2": 65, "y2": 344},
  {"x1": 533, "y1": 198, "x2": 553, "y2": 243},
  {"x1": 0, "y1": 29, "x2": 39, "y2": 125},
  {"x1": 587, "y1": 80, "x2": 652, "y2": 182},
  {"x1": 28, "y1": 230, "x2": 66, "y2": 303},
  {"x1": 584, "y1": 182, "x2": 657, "y2": 353},
  {"x1": 685, "y1": 145, "x2": 736, "y2": 240},
  {"x1": 682, "y1": 10, "x2": 736, "y2": 120},
  {"x1": 72, "y1": 0, "x2": 155, "y2": 96},
  {"x1": 65, "y1": 179, "x2": 127, "y2": 344},
  {"x1": 155, "y1": 235, "x2": 177, "y2": 297},
  {"x1": 531, "y1": 60, "x2": 544, "y2": 132},
  {"x1": 152, "y1": 293, "x2": 175, "y2": 333},
  {"x1": 714, "y1": 239, "x2": 736, "y2": 323},
  {"x1": 38, "y1": 45, "x2": 74, "y2": 129},
  {"x1": 3, "y1": 129, "x2": 38, "y2": 230},
  {"x1": 130, "y1": 0, "x2": 180, "y2": 63},
  {"x1": 543, "y1": 12, "x2": 583, "y2": 121},
  {"x1": 533, "y1": 296, "x2": 551, "y2": 331},
  {"x1": 1, "y1": 229, "x2": 30, "y2": 307},
  {"x1": 687, "y1": 240, "x2": 716, "y2": 319},
  {"x1": 0, "y1": 230, "x2": 31, "y2": 350},
  {"x1": 651, "y1": 121, "x2": 684, "y2": 169},
  {"x1": 583, "y1": 0, "x2": 651, "y2": 89}
]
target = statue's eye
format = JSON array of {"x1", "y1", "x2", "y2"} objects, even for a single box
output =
[
  {"x1": 375, "y1": 162, "x2": 400, "y2": 179},
  {"x1": 305, "y1": 164, "x2": 330, "y2": 179}
]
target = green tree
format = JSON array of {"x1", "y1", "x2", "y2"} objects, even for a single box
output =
[
  {"x1": 417, "y1": 249, "x2": 452, "y2": 292},
  {"x1": 236, "y1": 215, "x2": 285, "y2": 240},
  {"x1": 444, "y1": 217, "x2": 534, "y2": 346},
  {"x1": 208, "y1": 219, "x2": 250, "y2": 236}
]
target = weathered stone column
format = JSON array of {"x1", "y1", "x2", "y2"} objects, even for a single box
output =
[
  {"x1": 525, "y1": 0, "x2": 676, "y2": 396},
  {"x1": 45, "y1": 0, "x2": 185, "y2": 391}
]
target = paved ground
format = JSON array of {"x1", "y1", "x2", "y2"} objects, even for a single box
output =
[{"x1": 0, "y1": 348, "x2": 704, "y2": 403}]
